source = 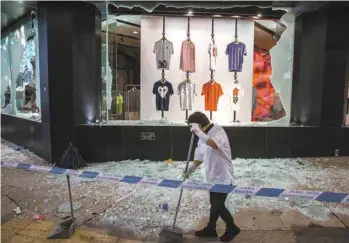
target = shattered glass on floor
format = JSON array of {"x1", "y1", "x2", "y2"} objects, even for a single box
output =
[{"x1": 1, "y1": 139, "x2": 349, "y2": 240}]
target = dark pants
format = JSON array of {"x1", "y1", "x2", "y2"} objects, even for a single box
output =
[{"x1": 208, "y1": 192, "x2": 235, "y2": 228}]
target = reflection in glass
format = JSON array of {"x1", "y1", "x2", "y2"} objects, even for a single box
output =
[
  {"x1": 252, "y1": 19, "x2": 288, "y2": 122},
  {"x1": 1, "y1": 17, "x2": 41, "y2": 121}
]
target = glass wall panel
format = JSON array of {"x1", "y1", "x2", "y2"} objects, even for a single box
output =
[{"x1": 1, "y1": 15, "x2": 41, "y2": 121}]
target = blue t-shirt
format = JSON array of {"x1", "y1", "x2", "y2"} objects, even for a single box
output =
[
  {"x1": 152, "y1": 80, "x2": 174, "y2": 111},
  {"x1": 225, "y1": 42, "x2": 247, "y2": 72}
]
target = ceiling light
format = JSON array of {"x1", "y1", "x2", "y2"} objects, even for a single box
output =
[
  {"x1": 133, "y1": 31, "x2": 138, "y2": 34},
  {"x1": 232, "y1": 15, "x2": 241, "y2": 18},
  {"x1": 213, "y1": 15, "x2": 222, "y2": 17},
  {"x1": 257, "y1": 13, "x2": 262, "y2": 17},
  {"x1": 188, "y1": 10, "x2": 193, "y2": 15},
  {"x1": 252, "y1": 16, "x2": 260, "y2": 19}
]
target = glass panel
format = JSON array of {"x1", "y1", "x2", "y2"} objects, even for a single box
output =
[
  {"x1": 1, "y1": 17, "x2": 41, "y2": 121},
  {"x1": 1, "y1": 37, "x2": 12, "y2": 114}
]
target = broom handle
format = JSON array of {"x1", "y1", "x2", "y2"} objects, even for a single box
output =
[
  {"x1": 67, "y1": 175, "x2": 75, "y2": 220},
  {"x1": 172, "y1": 132, "x2": 195, "y2": 229}
]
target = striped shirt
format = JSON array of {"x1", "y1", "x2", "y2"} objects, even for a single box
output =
[
  {"x1": 225, "y1": 42, "x2": 247, "y2": 72},
  {"x1": 177, "y1": 81, "x2": 196, "y2": 110}
]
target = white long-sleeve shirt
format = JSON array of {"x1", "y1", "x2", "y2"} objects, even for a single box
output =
[{"x1": 194, "y1": 125, "x2": 233, "y2": 184}]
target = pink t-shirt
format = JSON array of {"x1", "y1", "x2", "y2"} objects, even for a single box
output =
[{"x1": 180, "y1": 40, "x2": 195, "y2": 73}]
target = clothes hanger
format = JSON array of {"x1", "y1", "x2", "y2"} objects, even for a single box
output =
[{"x1": 161, "y1": 73, "x2": 166, "y2": 82}]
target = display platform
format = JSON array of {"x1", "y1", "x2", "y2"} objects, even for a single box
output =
[
  {"x1": 75, "y1": 122, "x2": 349, "y2": 162},
  {"x1": 2, "y1": 114, "x2": 348, "y2": 163},
  {"x1": 1, "y1": 114, "x2": 49, "y2": 160}
]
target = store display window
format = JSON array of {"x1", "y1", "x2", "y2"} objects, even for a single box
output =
[
  {"x1": 1, "y1": 13, "x2": 41, "y2": 121},
  {"x1": 100, "y1": 3, "x2": 295, "y2": 127}
]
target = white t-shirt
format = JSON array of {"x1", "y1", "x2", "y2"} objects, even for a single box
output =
[
  {"x1": 194, "y1": 125, "x2": 233, "y2": 185},
  {"x1": 208, "y1": 42, "x2": 217, "y2": 71},
  {"x1": 230, "y1": 82, "x2": 243, "y2": 111}
]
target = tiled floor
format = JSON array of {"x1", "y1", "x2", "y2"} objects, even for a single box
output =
[
  {"x1": 2, "y1": 217, "x2": 349, "y2": 243},
  {"x1": 0, "y1": 218, "x2": 124, "y2": 243}
]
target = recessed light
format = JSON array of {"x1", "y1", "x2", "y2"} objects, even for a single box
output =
[{"x1": 133, "y1": 31, "x2": 138, "y2": 34}]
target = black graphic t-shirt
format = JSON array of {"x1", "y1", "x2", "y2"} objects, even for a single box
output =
[{"x1": 152, "y1": 80, "x2": 174, "y2": 111}]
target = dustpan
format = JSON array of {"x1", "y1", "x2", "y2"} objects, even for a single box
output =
[
  {"x1": 158, "y1": 133, "x2": 195, "y2": 243},
  {"x1": 47, "y1": 175, "x2": 76, "y2": 239}
]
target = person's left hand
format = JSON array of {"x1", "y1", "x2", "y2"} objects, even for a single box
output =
[
  {"x1": 182, "y1": 172, "x2": 189, "y2": 181},
  {"x1": 189, "y1": 123, "x2": 201, "y2": 135}
]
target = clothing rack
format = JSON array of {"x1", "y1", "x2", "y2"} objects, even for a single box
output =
[
  {"x1": 234, "y1": 18, "x2": 238, "y2": 82},
  {"x1": 233, "y1": 18, "x2": 239, "y2": 123},
  {"x1": 161, "y1": 70, "x2": 165, "y2": 118},
  {"x1": 162, "y1": 16, "x2": 166, "y2": 40},
  {"x1": 184, "y1": 17, "x2": 191, "y2": 121},
  {"x1": 160, "y1": 16, "x2": 166, "y2": 118},
  {"x1": 126, "y1": 85, "x2": 140, "y2": 91},
  {"x1": 209, "y1": 18, "x2": 215, "y2": 121}
]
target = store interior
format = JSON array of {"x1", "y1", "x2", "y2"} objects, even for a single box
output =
[{"x1": 101, "y1": 4, "x2": 295, "y2": 126}]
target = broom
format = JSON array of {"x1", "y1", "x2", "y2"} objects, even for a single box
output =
[{"x1": 158, "y1": 132, "x2": 195, "y2": 243}]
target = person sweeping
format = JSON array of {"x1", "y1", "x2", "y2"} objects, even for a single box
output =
[{"x1": 184, "y1": 111, "x2": 240, "y2": 242}]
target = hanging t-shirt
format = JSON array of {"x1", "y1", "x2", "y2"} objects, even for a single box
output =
[
  {"x1": 180, "y1": 40, "x2": 195, "y2": 73},
  {"x1": 231, "y1": 82, "x2": 242, "y2": 111},
  {"x1": 201, "y1": 81, "x2": 223, "y2": 111},
  {"x1": 208, "y1": 42, "x2": 218, "y2": 71},
  {"x1": 152, "y1": 80, "x2": 174, "y2": 111},
  {"x1": 153, "y1": 40, "x2": 174, "y2": 70},
  {"x1": 116, "y1": 94, "x2": 124, "y2": 114},
  {"x1": 127, "y1": 88, "x2": 141, "y2": 112},
  {"x1": 225, "y1": 42, "x2": 247, "y2": 72},
  {"x1": 177, "y1": 81, "x2": 196, "y2": 111}
]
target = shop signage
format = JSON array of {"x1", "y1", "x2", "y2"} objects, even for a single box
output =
[{"x1": 140, "y1": 132, "x2": 156, "y2": 141}]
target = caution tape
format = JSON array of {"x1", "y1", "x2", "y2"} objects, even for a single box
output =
[{"x1": 1, "y1": 161, "x2": 348, "y2": 204}]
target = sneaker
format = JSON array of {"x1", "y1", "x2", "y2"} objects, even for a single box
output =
[
  {"x1": 195, "y1": 225, "x2": 218, "y2": 238},
  {"x1": 219, "y1": 225, "x2": 241, "y2": 242}
]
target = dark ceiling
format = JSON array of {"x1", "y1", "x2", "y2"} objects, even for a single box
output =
[
  {"x1": 1, "y1": 1, "x2": 37, "y2": 32},
  {"x1": 3, "y1": 1, "x2": 348, "y2": 33},
  {"x1": 96, "y1": 1, "x2": 300, "y2": 20}
]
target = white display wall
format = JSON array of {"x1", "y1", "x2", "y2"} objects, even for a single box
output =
[{"x1": 141, "y1": 16, "x2": 254, "y2": 123}]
